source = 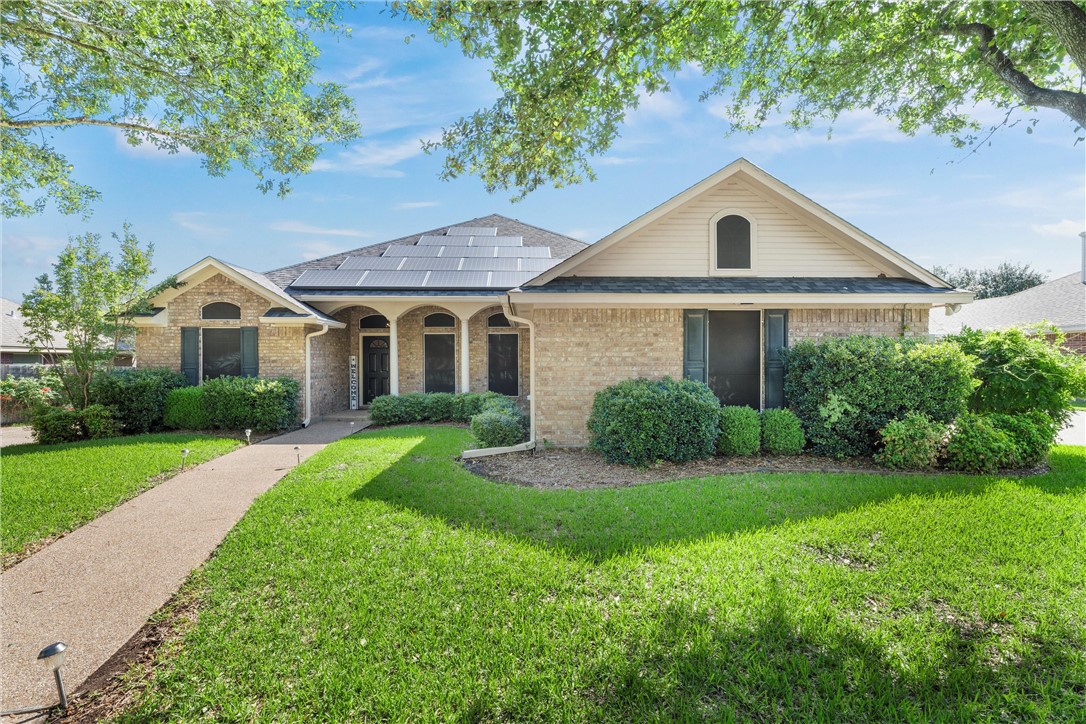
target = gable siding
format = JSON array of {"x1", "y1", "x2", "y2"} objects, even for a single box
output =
[{"x1": 572, "y1": 179, "x2": 883, "y2": 277}]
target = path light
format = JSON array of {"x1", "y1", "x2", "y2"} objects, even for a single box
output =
[
  {"x1": 0, "y1": 641, "x2": 70, "y2": 717},
  {"x1": 294, "y1": 446, "x2": 301, "y2": 465},
  {"x1": 180, "y1": 448, "x2": 190, "y2": 471},
  {"x1": 245, "y1": 429, "x2": 252, "y2": 445}
]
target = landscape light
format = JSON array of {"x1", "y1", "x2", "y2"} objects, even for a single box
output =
[
  {"x1": 245, "y1": 429, "x2": 252, "y2": 445},
  {"x1": 294, "y1": 446, "x2": 301, "y2": 465},
  {"x1": 0, "y1": 642, "x2": 71, "y2": 717},
  {"x1": 181, "y1": 448, "x2": 190, "y2": 470}
]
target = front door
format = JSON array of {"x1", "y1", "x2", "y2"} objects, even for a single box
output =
[
  {"x1": 707, "y1": 311, "x2": 761, "y2": 408},
  {"x1": 362, "y1": 336, "x2": 390, "y2": 404}
]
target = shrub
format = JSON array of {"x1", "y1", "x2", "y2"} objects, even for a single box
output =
[
  {"x1": 948, "y1": 327, "x2": 1086, "y2": 426},
  {"x1": 202, "y1": 376, "x2": 299, "y2": 431},
  {"x1": 452, "y1": 393, "x2": 486, "y2": 421},
  {"x1": 164, "y1": 387, "x2": 210, "y2": 430},
  {"x1": 782, "y1": 336, "x2": 976, "y2": 458},
  {"x1": 480, "y1": 392, "x2": 517, "y2": 413},
  {"x1": 369, "y1": 395, "x2": 405, "y2": 425},
  {"x1": 875, "y1": 413, "x2": 947, "y2": 470},
  {"x1": 31, "y1": 408, "x2": 83, "y2": 444},
  {"x1": 79, "y1": 404, "x2": 118, "y2": 439},
  {"x1": 943, "y1": 414, "x2": 1018, "y2": 474},
  {"x1": 1, "y1": 373, "x2": 63, "y2": 411},
  {"x1": 470, "y1": 410, "x2": 527, "y2": 448},
  {"x1": 396, "y1": 392, "x2": 428, "y2": 423},
  {"x1": 987, "y1": 412, "x2": 1059, "y2": 467},
  {"x1": 424, "y1": 392, "x2": 457, "y2": 421},
  {"x1": 587, "y1": 377, "x2": 720, "y2": 466},
  {"x1": 718, "y1": 406, "x2": 761, "y2": 456},
  {"x1": 89, "y1": 368, "x2": 186, "y2": 434},
  {"x1": 761, "y1": 409, "x2": 806, "y2": 455}
]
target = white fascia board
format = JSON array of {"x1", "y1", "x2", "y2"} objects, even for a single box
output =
[
  {"x1": 258, "y1": 316, "x2": 346, "y2": 328},
  {"x1": 508, "y1": 291, "x2": 976, "y2": 307}
]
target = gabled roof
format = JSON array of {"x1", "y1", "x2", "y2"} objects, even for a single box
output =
[
  {"x1": 265, "y1": 213, "x2": 587, "y2": 289},
  {"x1": 1, "y1": 297, "x2": 70, "y2": 353},
  {"x1": 527, "y1": 158, "x2": 950, "y2": 289},
  {"x1": 930, "y1": 272, "x2": 1086, "y2": 335}
]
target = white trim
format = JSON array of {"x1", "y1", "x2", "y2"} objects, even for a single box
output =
[
  {"x1": 460, "y1": 317, "x2": 470, "y2": 393},
  {"x1": 486, "y1": 332, "x2": 520, "y2": 396},
  {"x1": 461, "y1": 440, "x2": 536, "y2": 458},
  {"x1": 709, "y1": 208, "x2": 757, "y2": 277},
  {"x1": 502, "y1": 296, "x2": 536, "y2": 444},
  {"x1": 302, "y1": 324, "x2": 329, "y2": 427},
  {"x1": 508, "y1": 291, "x2": 975, "y2": 307},
  {"x1": 389, "y1": 317, "x2": 399, "y2": 395}
]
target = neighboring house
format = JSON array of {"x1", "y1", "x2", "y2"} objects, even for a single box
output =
[
  {"x1": 929, "y1": 271, "x2": 1086, "y2": 355},
  {"x1": 1, "y1": 297, "x2": 69, "y2": 365},
  {"x1": 135, "y1": 159, "x2": 973, "y2": 446}
]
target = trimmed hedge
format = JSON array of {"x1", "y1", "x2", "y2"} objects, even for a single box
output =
[
  {"x1": 202, "y1": 376, "x2": 299, "y2": 431},
  {"x1": 718, "y1": 406, "x2": 761, "y2": 456},
  {"x1": 875, "y1": 413, "x2": 947, "y2": 470},
  {"x1": 587, "y1": 377, "x2": 720, "y2": 466},
  {"x1": 761, "y1": 409, "x2": 806, "y2": 455},
  {"x1": 370, "y1": 391, "x2": 513, "y2": 425},
  {"x1": 164, "y1": 387, "x2": 210, "y2": 430},
  {"x1": 424, "y1": 392, "x2": 457, "y2": 421},
  {"x1": 470, "y1": 410, "x2": 526, "y2": 448},
  {"x1": 782, "y1": 336, "x2": 976, "y2": 458},
  {"x1": 89, "y1": 368, "x2": 186, "y2": 434},
  {"x1": 31, "y1": 404, "x2": 118, "y2": 444}
]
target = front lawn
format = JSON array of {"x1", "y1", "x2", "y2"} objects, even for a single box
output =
[
  {"x1": 122, "y1": 427, "x2": 1085, "y2": 721},
  {"x1": 1, "y1": 433, "x2": 242, "y2": 565}
]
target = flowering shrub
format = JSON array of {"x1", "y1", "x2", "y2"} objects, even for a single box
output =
[{"x1": 0, "y1": 374, "x2": 63, "y2": 411}]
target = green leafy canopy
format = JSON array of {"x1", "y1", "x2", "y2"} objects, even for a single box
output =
[
  {"x1": 394, "y1": 1, "x2": 1086, "y2": 199},
  {"x1": 1, "y1": 0, "x2": 361, "y2": 217}
]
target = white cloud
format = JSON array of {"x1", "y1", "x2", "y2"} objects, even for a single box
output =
[
  {"x1": 311, "y1": 135, "x2": 434, "y2": 175},
  {"x1": 113, "y1": 129, "x2": 195, "y2": 160},
  {"x1": 631, "y1": 89, "x2": 685, "y2": 121},
  {"x1": 296, "y1": 240, "x2": 346, "y2": 261},
  {"x1": 270, "y1": 221, "x2": 373, "y2": 238},
  {"x1": 733, "y1": 109, "x2": 908, "y2": 157},
  {"x1": 395, "y1": 201, "x2": 440, "y2": 210},
  {"x1": 1, "y1": 234, "x2": 66, "y2": 269},
  {"x1": 809, "y1": 187, "x2": 899, "y2": 216},
  {"x1": 597, "y1": 156, "x2": 640, "y2": 166},
  {"x1": 172, "y1": 212, "x2": 227, "y2": 236},
  {"x1": 564, "y1": 229, "x2": 591, "y2": 240},
  {"x1": 1031, "y1": 218, "x2": 1085, "y2": 238}
]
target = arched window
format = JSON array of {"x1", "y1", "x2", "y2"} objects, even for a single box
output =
[
  {"x1": 714, "y1": 214, "x2": 752, "y2": 270},
  {"x1": 424, "y1": 312, "x2": 456, "y2": 327},
  {"x1": 487, "y1": 312, "x2": 511, "y2": 328},
  {"x1": 202, "y1": 302, "x2": 241, "y2": 320},
  {"x1": 360, "y1": 314, "x2": 389, "y2": 329}
]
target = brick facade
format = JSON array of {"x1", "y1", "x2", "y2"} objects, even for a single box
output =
[
  {"x1": 789, "y1": 307, "x2": 929, "y2": 342},
  {"x1": 1048, "y1": 331, "x2": 1086, "y2": 356}
]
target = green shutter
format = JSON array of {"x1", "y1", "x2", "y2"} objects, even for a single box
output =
[
  {"x1": 764, "y1": 310, "x2": 788, "y2": 409},
  {"x1": 683, "y1": 310, "x2": 707, "y2": 384},
  {"x1": 240, "y1": 327, "x2": 259, "y2": 378},
  {"x1": 181, "y1": 327, "x2": 199, "y2": 386}
]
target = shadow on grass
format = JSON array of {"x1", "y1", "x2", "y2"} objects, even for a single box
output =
[
  {"x1": 0, "y1": 432, "x2": 235, "y2": 457},
  {"x1": 350, "y1": 427, "x2": 1086, "y2": 561}
]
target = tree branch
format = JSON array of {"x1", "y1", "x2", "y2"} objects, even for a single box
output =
[
  {"x1": 0, "y1": 115, "x2": 205, "y2": 141},
  {"x1": 1021, "y1": 1, "x2": 1086, "y2": 76}
]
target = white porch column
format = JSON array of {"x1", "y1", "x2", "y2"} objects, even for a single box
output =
[
  {"x1": 460, "y1": 316, "x2": 470, "y2": 393},
  {"x1": 389, "y1": 316, "x2": 400, "y2": 395}
]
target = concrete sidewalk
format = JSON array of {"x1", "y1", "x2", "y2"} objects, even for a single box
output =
[
  {"x1": 0, "y1": 420, "x2": 365, "y2": 710},
  {"x1": 1058, "y1": 411, "x2": 1085, "y2": 446}
]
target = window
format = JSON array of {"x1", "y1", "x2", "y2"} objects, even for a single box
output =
[
  {"x1": 487, "y1": 312, "x2": 511, "y2": 328},
  {"x1": 424, "y1": 312, "x2": 455, "y2": 327},
  {"x1": 202, "y1": 302, "x2": 241, "y2": 320},
  {"x1": 424, "y1": 334, "x2": 455, "y2": 392},
  {"x1": 488, "y1": 334, "x2": 519, "y2": 395},
  {"x1": 360, "y1": 314, "x2": 389, "y2": 329},
  {"x1": 203, "y1": 328, "x2": 241, "y2": 379},
  {"x1": 711, "y1": 211, "x2": 755, "y2": 273}
]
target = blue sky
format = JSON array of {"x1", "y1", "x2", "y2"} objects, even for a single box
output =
[{"x1": 3, "y1": 3, "x2": 1084, "y2": 300}]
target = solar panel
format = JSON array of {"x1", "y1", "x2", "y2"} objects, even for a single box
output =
[
  {"x1": 496, "y1": 246, "x2": 550, "y2": 257},
  {"x1": 447, "y1": 226, "x2": 497, "y2": 236},
  {"x1": 338, "y1": 256, "x2": 403, "y2": 270},
  {"x1": 291, "y1": 269, "x2": 367, "y2": 288},
  {"x1": 489, "y1": 272, "x2": 536, "y2": 288},
  {"x1": 418, "y1": 235, "x2": 473, "y2": 246},
  {"x1": 520, "y1": 257, "x2": 562, "y2": 271},
  {"x1": 460, "y1": 257, "x2": 519, "y2": 271},
  {"x1": 358, "y1": 271, "x2": 430, "y2": 287},
  {"x1": 476, "y1": 235, "x2": 523, "y2": 247},
  {"x1": 424, "y1": 271, "x2": 491, "y2": 288},
  {"x1": 444, "y1": 247, "x2": 496, "y2": 257},
  {"x1": 399, "y1": 257, "x2": 462, "y2": 271},
  {"x1": 382, "y1": 245, "x2": 443, "y2": 257}
]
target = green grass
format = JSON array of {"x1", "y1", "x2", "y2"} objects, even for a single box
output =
[
  {"x1": 124, "y1": 427, "x2": 1085, "y2": 721},
  {"x1": 1, "y1": 433, "x2": 242, "y2": 561}
]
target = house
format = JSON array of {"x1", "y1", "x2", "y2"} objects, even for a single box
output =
[
  {"x1": 135, "y1": 159, "x2": 973, "y2": 446},
  {"x1": 1, "y1": 297, "x2": 134, "y2": 375},
  {"x1": 928, "y1": 271, "x2": 1086, "y2": 355}
]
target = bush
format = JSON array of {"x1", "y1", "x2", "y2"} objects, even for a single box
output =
[
  {"x1": 369, "y1": 395, "x2": 405, "y2": 425},
  {"x1": 875, "y1": 413, "x2": 947, "y2": 470},
  {"x1": 481, "y1": 392, "x2": 518, "y2": 414},
  {"x1": 89, "y1": 368, "x2": 186, "y2": 434},
  {"x1": 164, "y1": 387, "x2": 210, "y2": 430},
  {"x1": 31, "y1": 408, "x2": 83, "y2": 444},
  {"x1": 987, "y1": 412, "x2": 1059, "y2": 467},
  {"x1": 948, "y1": 327, "x2": 1086, "y2": 426},
  {"x1": 587, "y1": 377, "x2": 720, "y2": 466},
  {"x1": 470, "y1": 410, "x2": 527, "y2": 448},
  {"x1": 80, "y1": 404, "x2": 118, "y2": 439},
  {"x1": 782, "y1": 336, "x2": 976, "y2": 458},
  {"x1": 761, "y1": 409, "x2": 806, "y2": 455},
  {"x1": 424, "y1": 392, "x2": 456, "y2": 421},
  {"x1": 1, "y1": 373, "x2": 63, "y2": 410},
  {"x1": 718, "y1": 406, "x2": 761, "y2": 456},
  {"x1": 452, "y1": 393, "x2": 486, "y2": 421},
  {"x1": 202, "y1": 376, "x2": 299, "y2": 431},
  {"x1": 943, "y1": 414, "x2": 1018, "y2": 474}
]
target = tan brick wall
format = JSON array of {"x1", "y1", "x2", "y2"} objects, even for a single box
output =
[
  {"x1": 1048, "y1": 331, "x2": 1086, "y2": 356},
  {"x1": 309, "y1": 316, "x2": 349, "y2": 418},
  {"x1": 533, "y1": 308, "x2": 684, "y2": 447},
  {"x1": 789, "y1": 307, "x2": 929, "y2": 342},
  {"x1": 468, "y1": 306, "x2": 530, "y2": 401}
]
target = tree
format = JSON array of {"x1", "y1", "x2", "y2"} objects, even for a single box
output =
[
  {"x1": 932, "y1": 262, "x2": 1048, "y2": 298},
  {"x1": 1, "y1": 0, "x2": 360, "y2": 218},
  {"x1": 20, "y1": 225, "x2": 158, "y2": 408},
  {"x1": 393, "y1": 1, "x2": 1086, "y2": 198}
]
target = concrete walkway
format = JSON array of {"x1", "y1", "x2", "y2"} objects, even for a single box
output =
[
  {"x1": 0, "y1": 425, "x2": 34, "y2": 448},
  {"x1": 0, "y1": 420, "x2": 365, "y2": 711},
  {"x1": 1059, "y1": 411, "x2": 1086, "y2": 446}
]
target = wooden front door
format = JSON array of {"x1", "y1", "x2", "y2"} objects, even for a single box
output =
[
  {"x1": 707, "y1": 311, "x2": 761, "y2": 408},
  {"x1": 363, "y1": 336, "x2": 390, "y2": 404}
]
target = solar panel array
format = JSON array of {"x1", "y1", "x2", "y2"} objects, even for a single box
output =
[{"x1": 290, "y1": 227, "x2": 563, "y2": 290}]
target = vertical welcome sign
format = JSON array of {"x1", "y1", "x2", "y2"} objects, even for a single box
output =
[{"x1": 349, "y1": 355, "x2": 359, "y2": 410}]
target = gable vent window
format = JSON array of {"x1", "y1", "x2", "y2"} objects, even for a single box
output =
[
  {"x1": 202, "y1": 302, "x2": 241, "y2": 320},
  {"x1": 715, "y1": 214, "x2": 752, "y2": 270}
]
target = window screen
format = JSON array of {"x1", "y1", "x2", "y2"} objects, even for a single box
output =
[
  {"x1": 488, "y1": 334, "x2": 519, "y2": 395},
  {"x1": 424, "y1": 313, "x2": 456, "y2": 328},
  {"x1": 202, "y1": 302, "x2": 241, "y2": 320},
  {"x1": 203, "y1": 328, "x2": 241, "y2": 380},
  {"x1": 424, "y1": 334, "x2": 455, "y2": 392},
  {"x1": 715, "y1": 215, "x2": 751, "y2": 269}
]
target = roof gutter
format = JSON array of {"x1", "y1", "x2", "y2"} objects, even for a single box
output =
[{"x1": 302, "y1": 324, "x2": 330, "y2": 427}]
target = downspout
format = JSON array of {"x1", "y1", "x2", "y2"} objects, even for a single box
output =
[
  {"x1": 302, "y1": 324, "x2": 329, "y2": 427},
  {"x1": 502, "y1": 293, "x2": 537, "y2": 448}
]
